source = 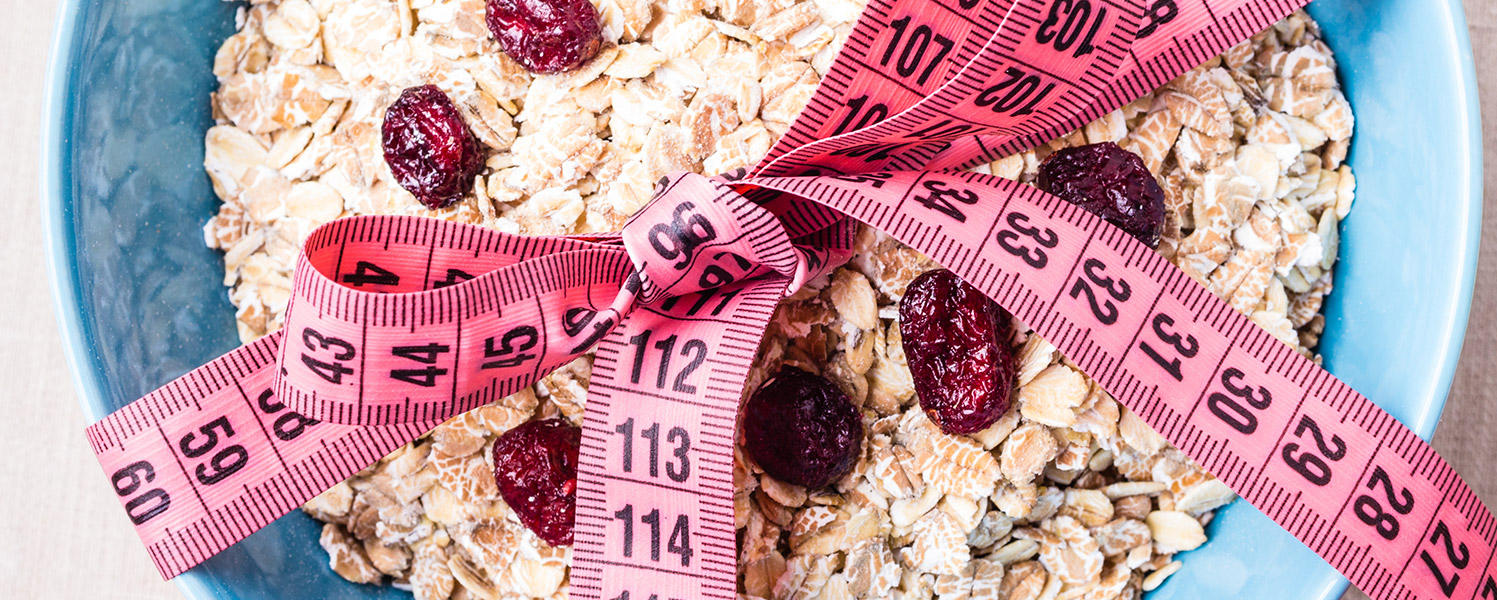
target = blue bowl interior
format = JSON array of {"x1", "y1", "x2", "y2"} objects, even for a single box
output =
[{"x1": 42, "y1": 0, "x2": 1481, "y2": 598}]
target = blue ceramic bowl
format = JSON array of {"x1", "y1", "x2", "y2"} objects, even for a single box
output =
[{"x1": 43, "y1": 0, "x2": 1482, "y2": 597}]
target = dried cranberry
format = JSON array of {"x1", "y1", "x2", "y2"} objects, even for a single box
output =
[
  {"x1": 486, "y1": 0, "x2": 602, "y2": 73},
  {"x1": 381, "y1": 85, "x2": 483, "y2": 210},
  {"x1": 492, "y1": 418, "x2": 580, "y2": 546},
  {"x1": 1037, "y1": 142, "x2": 1167, "y2": 248},
  {"x1": 899, "y1": 269, "x2": 1017, "y2": 435},
  {"x1": 742, "y1": 368, "x2": 863, "y2": 488}
]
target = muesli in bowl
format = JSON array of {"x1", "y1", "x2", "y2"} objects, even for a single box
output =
[{"x1": 202, "y1": 0, "x2": 1355, "y2": 597}]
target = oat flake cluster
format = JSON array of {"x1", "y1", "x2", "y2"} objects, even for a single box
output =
[{"x1": 202, "y1": 0, "x2": 1356, "y2": 596}]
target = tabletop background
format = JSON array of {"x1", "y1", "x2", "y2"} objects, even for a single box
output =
[{"x1": 0, "y1": 0, "x2": 1492, "y2": 598}]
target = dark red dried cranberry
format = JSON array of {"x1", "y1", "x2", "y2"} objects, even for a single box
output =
[
  {"x1": 486, "y1": 0, "x2": 602, "y2": 73},
  {"x1": 1037, "y1": 142, "x2": 1167, "y2": 248},
  {"x1": 899, "y1": 269, "x2": 1017, "y2": 435},
  {"x1": 381, "y1": 85, "x2": 483, "y2": 210},
  {"x1": 742, "y1": 368, "x2": 863, "y2": 488},
  {"x1": 492, "y1": 418, "x2": 580, "y2": 546}
]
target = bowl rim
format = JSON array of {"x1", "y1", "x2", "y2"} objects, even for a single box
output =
[
  {"x1": 42, "y1": 0, "x2": 98, "y2": 422},
  {"x1": 1380, "y1": 0, "x2": 1484, "y2": 439},
  {"x1": 39, "y1": 2, "x2": 225, "y2": 597},
  {"x1": 40, "y1": 0, "x2": 1483, "y2": 598}
]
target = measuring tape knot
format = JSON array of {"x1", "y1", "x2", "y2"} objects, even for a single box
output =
[{"x1": 620, "y1": 172, "x2": 844, "y2": 306}]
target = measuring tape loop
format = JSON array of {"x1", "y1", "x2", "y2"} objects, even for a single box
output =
[
  {"x1": 756, "y1": 0, "x2": 1142, "y2": 178},
  {"x1": 927, "y1": 0, "x2": 1318, "y2": 170},
  {"x1": 757, "y1": 0, "x2": 1024, "y2": 168},
  {"x1": 86, "y1": 0, "x2": 1497, "y2": 598},
  {"x1": 274, "y1": 214, "x2": 636, "y2": 426}
]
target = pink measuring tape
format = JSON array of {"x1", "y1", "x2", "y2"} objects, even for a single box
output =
[{"x1": 86, "y1": 0, "x2": 1497, "y2": 598}]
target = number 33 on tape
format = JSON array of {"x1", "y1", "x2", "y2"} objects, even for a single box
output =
[{"x1": 83, "y1": 1, "x2": 1497, "y2": 600}]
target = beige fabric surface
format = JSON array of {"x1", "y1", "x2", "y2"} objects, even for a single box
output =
[{"x1": 0, "y1": 0, "x2": 1491, "y2": 598}]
